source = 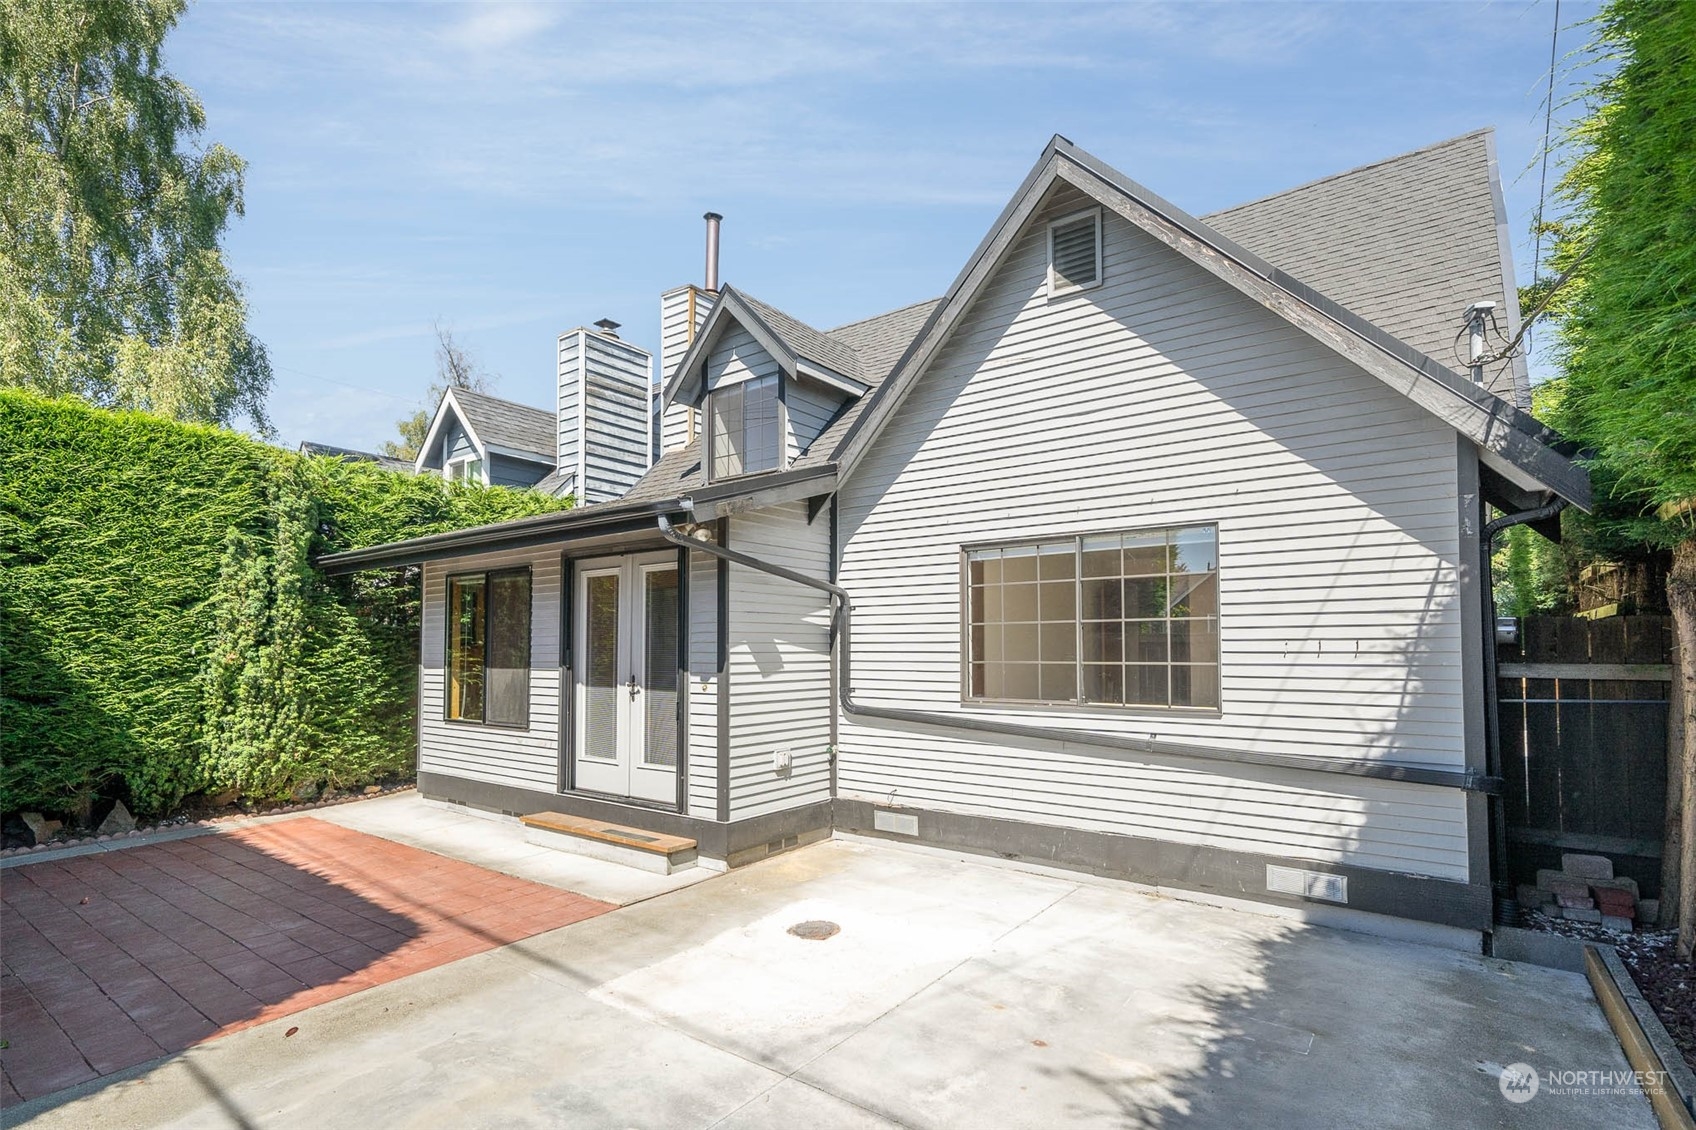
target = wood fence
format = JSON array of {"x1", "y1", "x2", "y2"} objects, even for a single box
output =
[{"x1": 1497, "y1": 615, "x2": 1672, "y2": 885}]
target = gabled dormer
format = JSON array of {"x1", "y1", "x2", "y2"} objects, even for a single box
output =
[
  {"x1": 414, "y1": 387, "x2": 556, "y2": 489},
  {"x1": 660, "y1": 286, "x2": 869, "y2": 482}
]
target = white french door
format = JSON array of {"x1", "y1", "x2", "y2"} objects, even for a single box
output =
[{"x1": 573, "y1": 553, "x2": 680, "y2": 804}]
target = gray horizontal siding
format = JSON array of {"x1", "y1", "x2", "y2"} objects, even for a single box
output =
[
  {"x1": 580, "y1": 333, "x2": 653, "y2": 504},
  {"x1": 557, "y1": 334, "x2": 582, "y2": 478},
  {"x1": 687, "y1": 549, "x2": 719, "y2": 818},
  {"x1": 487, "y1": 453, "x2": 550, "y2": 489},
  {"x1": 836, "y1": 182, "x2": 1471, "y2": 880},
  {"x1": 725, "y1": 502, "x2": 832, "y2": 821},
  {"x1": 557, "y1": 330, "x2": 653, "y2": 505},
  {"x1": 785, "y1": 376, "x2": 846, "y2": 462},
  {"x1": 421, "y1": 547, "x2": 562, "y2": 794},
  {"x1": 707, "y1": 325, "x2": 779, "y2": 392},
  {"x1": 444, "y1": 421, "x2": 476, "y2": 467}
]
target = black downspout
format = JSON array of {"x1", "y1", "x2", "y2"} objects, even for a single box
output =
[
  {"x1": 1480, "y1": 497, "x2": 1569, "y2": 919},
  {"x1": 658, "y1": 511, "x2": 1503, "y2": 795}
]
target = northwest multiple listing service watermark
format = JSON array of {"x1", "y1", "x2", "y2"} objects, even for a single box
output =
[{"x1": 1498, "y1": 1061, "x2": 1672, "y2": 1104}]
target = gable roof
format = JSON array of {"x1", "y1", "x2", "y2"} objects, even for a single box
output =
[
  {"x1": 414, "y1": 386, "x2": 556, "y2": 472},
  {"x1": 625, "y1": 297, "x2": 940, "y2": 506},
  {"x1": 831, "y1": 134, "x2": 1587, "y2": 510},
  {"x1": 663, "y1": 287, "x2": 869, "y2": 406},
  {"x1": 1204, "y1": 130, "x2": 1530, "y2": 408}
]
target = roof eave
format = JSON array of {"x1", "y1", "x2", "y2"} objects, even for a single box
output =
[{"x1": 314, "y1": 464, "x2": 838, "y2": 574}]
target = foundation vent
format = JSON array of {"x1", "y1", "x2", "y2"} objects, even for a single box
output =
[
  {"x1": 1266, "y1": 864, "x2": 1348, "y2": 904},
  {"x1": 872, "y1": 808, "x2": 919, "y2": 837}
]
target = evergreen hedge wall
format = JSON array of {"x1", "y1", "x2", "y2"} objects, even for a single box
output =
[{"x1": 0, "y1": 391, "x2": 569, "y2": 818}]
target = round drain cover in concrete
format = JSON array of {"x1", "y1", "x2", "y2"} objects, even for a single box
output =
[{"x1": 787, "y1": 920, "x2": 840, "y2": 941}]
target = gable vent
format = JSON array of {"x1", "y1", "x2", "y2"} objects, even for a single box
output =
[{"x1": 1048, "y1": 208, "x2": 1102, "y2": 296}]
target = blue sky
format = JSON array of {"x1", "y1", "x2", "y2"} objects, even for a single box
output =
[{"x1": 168, "y1": 0, "x2": 1600, "y2": 451}]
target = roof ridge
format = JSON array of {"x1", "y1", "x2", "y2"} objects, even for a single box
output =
[
  {"x1": 827, "y1": 296, "x2": 944, "y2": 334},
  {"x1": 450, "y1": 386, "x2": 551, "y2": 415},
  {"x1": 1203, "y1": 128, "x2": 1494, "y2": 219}
]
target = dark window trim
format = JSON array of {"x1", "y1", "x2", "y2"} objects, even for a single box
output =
[
  {"x1": 558, "y1": 552, "x2": 574, "y2": 793},
  {"x1": 443, "y1": 564, "x2": 533, "y2": 730},
  {"x1": 958, "y1": 523, "x2": 1222, "y2": 715}
]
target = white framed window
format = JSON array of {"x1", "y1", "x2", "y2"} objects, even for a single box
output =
[
  {"x1": 709, "y1": 374, "x2": 781, "y2": 480},
  {"x1": 1047, "y1": 207, "x2": 1102, "y2": 297},
  {"x1": 964, "y1": 524, "x2": 1219, "y2": 711},
  {"x1": 445, "y1": 457, "x2": 483, "y2": 484}
]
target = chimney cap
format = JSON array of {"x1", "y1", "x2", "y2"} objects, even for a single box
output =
[
  {"x1": 703, "y1": 211, "x2": 723, "y2": 222},
  {"x1": 593, "y1": 318, "x2": 621, "y2": 338}
]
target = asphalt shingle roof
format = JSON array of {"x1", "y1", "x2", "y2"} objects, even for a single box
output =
[
  {"x1": 450, "y1": 387, "x2": 556, "y2": 461},
  {"x1": 736, "y1": 292, "x2": 867, "y2": 382},
  {"x1": 298, "y1": 441, "x2": 415, "y2": 474},
  {"x1": 531, "y1": 467, "x2": 576, "y2": 498},
  {"x1": 617, "y1": 131, "x2": 1528, "y2": 509},
  {"x1": 1203, "y1": 130, "x2": 1528, "y2": 406}
]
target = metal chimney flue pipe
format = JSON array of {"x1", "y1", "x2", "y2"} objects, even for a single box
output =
[{"x1": 703, "y1": 212, "x2": 722, "y2": 293}]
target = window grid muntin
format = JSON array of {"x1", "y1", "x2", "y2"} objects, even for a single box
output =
[
  {"x1": 710, "y1": 373, "x2": 780, "y2": 480},
  {"x1": 966, "y1": 525, "x2": 1219, "y2": 711}
]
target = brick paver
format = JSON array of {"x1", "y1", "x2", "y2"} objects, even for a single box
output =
[{"x1": 0, "y1": 819, "x2": 614, "y2": 1104}]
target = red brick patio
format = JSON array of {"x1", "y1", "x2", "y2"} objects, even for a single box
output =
[{"x1": 0, "y1": 818, "x2": 614, "y2": 1104}]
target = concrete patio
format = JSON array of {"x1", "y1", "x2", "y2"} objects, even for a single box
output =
[{"x1": 3, "y1": 804, "x2": 1654, "y2": 1129}]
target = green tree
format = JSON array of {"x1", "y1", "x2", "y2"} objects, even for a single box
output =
[
  {"x1": 380, "y1": 322, "x2": 497, "y2": 461},
  {"x1": 1540, "y1": 0, "x2": 1696, "y2": 954},
  {"x1": 0, "y1": 0, "x2": 271, "y2": 429}
]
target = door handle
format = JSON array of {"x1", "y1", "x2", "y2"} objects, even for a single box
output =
[{"x1": 628, "y1": 674, "x2": 638, "y2": 699}]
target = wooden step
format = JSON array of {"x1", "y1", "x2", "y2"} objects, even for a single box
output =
[{"x1": 519, "y1": 812, "x2": 697, "y2": 874}]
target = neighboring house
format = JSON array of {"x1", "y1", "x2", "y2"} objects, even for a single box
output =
[
  {"x1": 411, "y1": 323, "x2": 654, "y2": 505},
  {"x1": 414, "y1": 386, "x2": 558, "y2": 490},
  {"x1": 297, "y1": 441, "x2": 414, "y2": 474},
  {"x1": 318, "y1": 131, "x2": 1588, "y2": 945}
]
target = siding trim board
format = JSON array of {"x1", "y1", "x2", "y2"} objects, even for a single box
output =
[
  {"x1": 832, "y1": 798, "x2": 1492, "y2": 932},
  {"x1": 676, "y1": 544, "x2": 690, "y2": 815},
  {"x1": 717, "y1": 520, "x2": 731, "y2": 823},
  {"x1": 419, "y1": 772, "x2": 831, "y2": 864},
  {"x1": 1455, "y1": 440, "x2": 1492, "y2": 887},
  {"x1": 558, "y1": 552, "x2": 574, "y2": 793}
]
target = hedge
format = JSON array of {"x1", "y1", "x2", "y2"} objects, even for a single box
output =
[{"x1": 0, "y1": 390, "x2": 569, "y2": 818}]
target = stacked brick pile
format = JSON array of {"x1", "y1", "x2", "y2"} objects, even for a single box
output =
[{"x1": 1518, "y1": 853, "x2": 1655, "y2": 933}]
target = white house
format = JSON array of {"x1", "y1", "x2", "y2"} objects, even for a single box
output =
[{"x1": 318, "y1": 132, "x2": 1588, "y2": 944}]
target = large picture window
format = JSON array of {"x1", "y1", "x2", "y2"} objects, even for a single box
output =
[
  {"x1": 446, "y1": 568, "x2": 531, "y2": 726},
  {"x1": 710, "y1": 374, "x2": 780, "y2": 480},
  {"x1": 965, "y1": 525, "x2": 1219, "y2": 710}
]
